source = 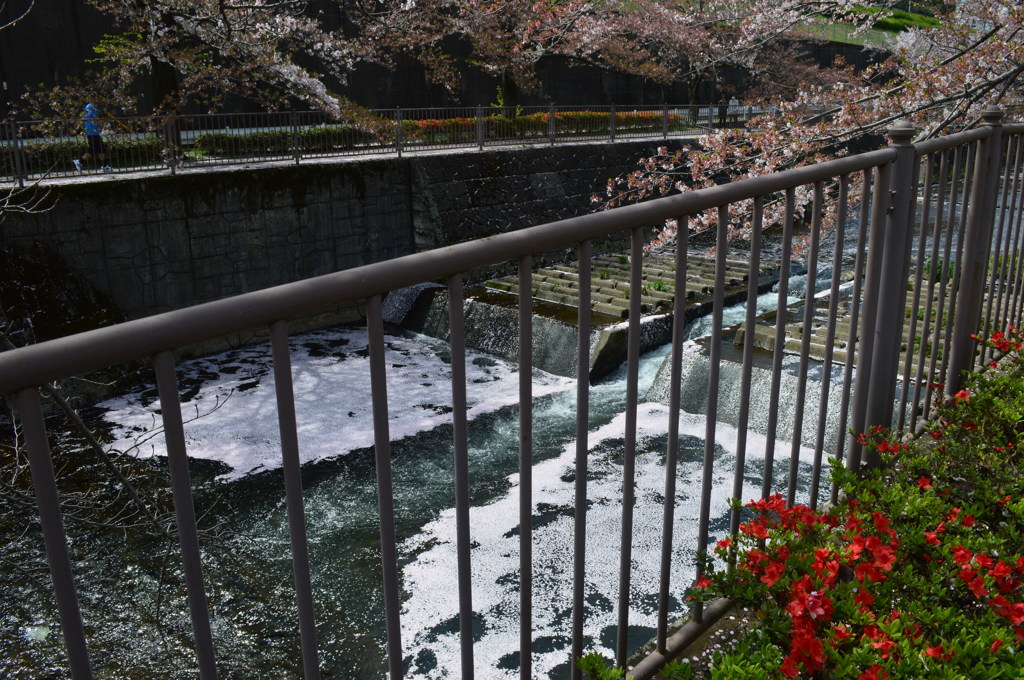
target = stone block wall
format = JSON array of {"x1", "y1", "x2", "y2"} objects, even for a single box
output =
[{"x1": 1, "y1": 138, "x2": 677, "y2": 327}]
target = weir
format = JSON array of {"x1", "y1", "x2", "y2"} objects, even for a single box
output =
[{"x1": 388, "y1": 252, "x2": 782, "y2": 381}]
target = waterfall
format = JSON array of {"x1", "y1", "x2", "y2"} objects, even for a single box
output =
[{"x1": 645, "y1": 341, "x2": 853, "y2": 455}]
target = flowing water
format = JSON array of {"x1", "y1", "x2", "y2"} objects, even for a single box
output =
[{"x1": 9, "y1": 225, "x2": 879, "y2": 679}]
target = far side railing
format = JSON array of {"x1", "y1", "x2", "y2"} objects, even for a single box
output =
[
  {"x1": 0, "y1": 103, "x2": 773, "y2": 186},
  {"x1": 0, "y1": 110, "x2": 1022, "y2": 680}
]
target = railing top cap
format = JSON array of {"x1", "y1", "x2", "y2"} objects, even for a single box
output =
[{"x1": 886, "y1": 120, "x2": 915, "y2": 144}]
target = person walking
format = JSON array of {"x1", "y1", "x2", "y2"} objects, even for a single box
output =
[{"x1": 73, "y1": 103, "x2": 112, "y2": 172}]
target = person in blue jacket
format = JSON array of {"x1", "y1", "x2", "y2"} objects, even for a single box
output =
[{"x1": 73, "y1": 103, "x2": 112, "y2": 172}]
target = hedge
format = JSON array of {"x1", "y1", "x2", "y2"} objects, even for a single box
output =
[{"x1": 1, "y1": 136, "x2": 165, "y2": 176}]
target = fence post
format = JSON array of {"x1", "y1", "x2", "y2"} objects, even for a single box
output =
[
  {"x1": 476, "y1": 106, "x2": 485, "y2": 150},
  {"x1": 10, "y1": 121, "x2": 26, "y2": 188},
  {"x1": 946, "y1": 108, "x2": 1004, "y2": 393},
  {"x1": 291, "y1": 112, "x2": 301, "y2": 165},
  {"x1": 162, "y1": 116, "x2": 180, "y2": 175},
  {"x1": 662, "y1": 104, "x2": 669, "y2": 139},
  {"x1": 853, "y1": 120, "x2": 917, "y2": 470},
  {"x1": 548, "y1": 104, "x2": 556, "y2": 145},
  {"x1": 609, "y1": 103, "x2": 616, "y2": 141},
  {"x1": 393, "y1": 107, "x2": 403, "y2": 158}
]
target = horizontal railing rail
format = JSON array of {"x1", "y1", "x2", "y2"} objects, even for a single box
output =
[
  {"x1": 0, "y1": 104, "x2": 779, "y2": 186},
  {"x1": 1, "y1": 109, "x2": 1022, "y2": 680}
]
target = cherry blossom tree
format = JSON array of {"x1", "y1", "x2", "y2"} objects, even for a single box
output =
[
  {"x1": 598, "y1": 0, "x2": 1024, "y2": 249},
  {"x1": 365, "y1": 0, "x2": 880, "y2": 107},
  {"x1": 20, "y1": 0, "x2": 371, "y2": 119}
]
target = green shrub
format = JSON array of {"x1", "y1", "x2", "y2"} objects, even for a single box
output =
[
  {"x1": 2, "y1": 135, "x2": 165, "y2": 175},
  {"x1": 193, "y1": 125, "x2": 376, "y2": 157}
]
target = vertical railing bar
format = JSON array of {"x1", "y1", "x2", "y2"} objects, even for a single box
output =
[
  {"x1": 366, "y1": 296, "x2": 404, "y2": 680},
  {"x1": 848, "y1": 162, "x2": 893, "y2": 471},
  {"x1": 656, "y1": 216, "x2": 690, "y2": 654},
  {"x1": 447, "y1": 276, "x2": 475, "y2": 680},
  {"x1": 998, "y1": 137, "x2": 1024, "y2": 330},
  {"x1": 615, "y1": 227, "x2": 643, "y2": 667},
  {"x1": 571, "y1": 241, "x2": 593, "y2": 680},
  {"x1": 153, "y1": 351, "x2": 218, "y2": 680},
  {"x1": 913, "y1": 153, "x2": 943, "y2": 433},
  {"x1": 786, "y1": 181, "x2": 823, "y2": 507},
  {"x1": 693, "y1": 205, "x2": 730, "y2": 625},
  {"x1": 898, "y1": 152, "x2": 931, "y2": 431},
  {"x1": 810, "y1": 176, "x2": 848, "y2": 510},
  {"x1": 730, "y1": 200, "x2": 762, "y2": 530},
  {"x1": 269, "y1": 320, "x2": 321, "y2": 680},
  {"x1": 983, "y1": 136, "x2": 1016, "y2": 352},
  {"x1": 940, "y1": 142, "x2": 974, "y2": 388},
  {"x1": 1008, "y1": 137, "x2": 1024, "y2": 328},
  {"x1": 760, "y1": 188, "x2": 795, "y2": 500},
  {"x1": 518, "y1": 256, "x2": 534, "y2": 680},
  {"x1": 948, "y1": 112, "x2": 1003, "y2": 383},
  {"x1": 926, "y1": 148, "x2": 958, "y2": 412},
  {"x1": 833, "y1": 168, "x2": 872, "y2": 496},
  {"x1": 16, "y1": 388, "x2": 94, "y2": 680}
]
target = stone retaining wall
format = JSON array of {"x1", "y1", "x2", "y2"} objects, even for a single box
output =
[{"x1": 1, "y1": 139, "x2": 671, "y2": 327}]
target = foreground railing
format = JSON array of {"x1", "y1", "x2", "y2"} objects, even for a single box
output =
[
  {"x1": 0, "y1": 110, "x2": 1022, "y2": 680},
  {"x1": 0, "y1": 104, "x2": 772, "y2": 186}
]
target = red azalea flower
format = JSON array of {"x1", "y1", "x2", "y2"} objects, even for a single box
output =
[
  {"x1": 831, "y1": 624, "x2": 853, "y2": 645},
  {"x1": 1002, "y1": 603, "x2": 1024, "y2": 626},
  {"x1": 951, "y1": 545, "x2": 972, "y2": 565},
  {"x1": 925, "y1": 644, "x2": 945, "y2": 658},
  {"x1": 716, "y1": 537, "x2": 732, "y2": 551},
  {"x1": 871, "y1": 637, "x2": 897, "y2": 659},
  {"x1": 694, "y1": 576, "x2": 712, "y2": 589},
  {"x1": 954, "y1": 389, "x2": 970, "y2": 402},
  {"x1": 998, "y1": 495, "x2": 1011, "y2": 506},
  {"x1": 857, "y1": 664, "x2": 889, "y2": 680},
  {"x1": 990, "y1": 638, "x2": 1003, "y2": 653},
  {"x1": 779, "y1": 654, "x2": 799, "y2": 679},
  {"x1": 918, "y1": 476, "x2": 932, "y2": 489},
  {"x1": 990, "y1": 560, "x2": 1012, "y2": 581},
  {"x1": 854, "y1": 589, "x2": 874, "y2": 613},
  {"x1": 924, "y1": 530, "x2": 940, "y2": 545},
  {"x1": 967, "y1": 576, "x2": 988, "y2": 598},
  {"x1": 761, "y1": 561, "x2": 786, "y2": 587},
  {"x1": 961, "y1": 514, "x2": 976, "y2": 527}
]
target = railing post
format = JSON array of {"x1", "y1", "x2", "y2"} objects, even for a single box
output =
[
  {"x1": 291, "y1": 112, "x2": 302, "y2": 165},
  {"x1": 548, "y1": 104, "x2": 556, "y2": 145},
  {"x1": 946, "y1": 108, "x2": 1004, "y2": 393},
  {"x1": 10, "y1": 120, "x2": 26, "y2": 187},
  {"x1": 163, "y1": 115, "x2": 180, "y2": 175},
  {"x1": 393, "y1": 107, "x2": 403, "y2": 158},
  {"x1": 609, "y1": 103, "x2": 616, "y2": 141},
  {"x1": 856, "y1": 120, "x2": 917, "y2": 469},
  {"x1": 476, "y1": 105, "x2": 485, "y2": 150}
]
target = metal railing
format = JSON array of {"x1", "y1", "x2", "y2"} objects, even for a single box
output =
[
  {"x1": 1, "y1": 109, "x2": 1022, "y2": 680},
  {"x1": 0, "y1": 104, "x2": 771, "y2": 186}
]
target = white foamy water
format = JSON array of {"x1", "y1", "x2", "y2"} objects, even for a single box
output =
[
  {"x1": 97, "y1": 325, "x2": 821, "y2": 679},
  {"x1": 399, "y1": 366, "x2": 819, "y2": 678},
  {"x1": 99, "y1": 327, "x2": 574, "y2": 479}
]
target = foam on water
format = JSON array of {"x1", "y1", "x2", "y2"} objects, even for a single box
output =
[
  {"x1": 398, "y1": 349, "x2": 821, "y2": 678},
  {"x1": 99, "y1": 327, "x2": 574, "y2": 479}
]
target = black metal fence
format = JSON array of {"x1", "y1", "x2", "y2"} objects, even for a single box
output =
[
  {"x1": 0, "y1": 104, "x2": 768, "y2": 186},
  {"x1": 1, "y1": 110, "x2": 1022, "y2": 680}
]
